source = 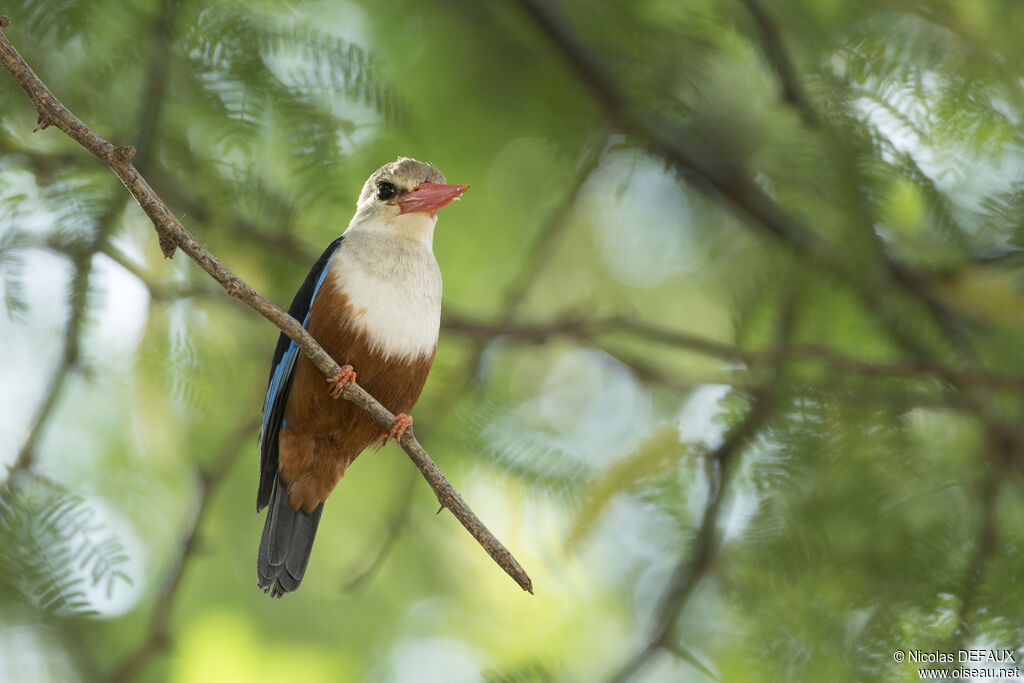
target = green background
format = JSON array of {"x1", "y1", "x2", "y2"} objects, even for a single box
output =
[{"x1": 2, "y1": 0, "x2": 1024, "y2": 681}]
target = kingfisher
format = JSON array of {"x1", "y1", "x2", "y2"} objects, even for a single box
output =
[{"x1": 256, "y1": 157, "x2": 467, "y2": 597}]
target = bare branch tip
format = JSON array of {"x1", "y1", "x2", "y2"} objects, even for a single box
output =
[{"x1": 0, "y1": 16, "x2": 10, "y2": 28}]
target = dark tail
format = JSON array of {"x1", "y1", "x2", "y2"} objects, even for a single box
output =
[{"x1": 257, "y1": 473, "x2": 323, "y2": 597}]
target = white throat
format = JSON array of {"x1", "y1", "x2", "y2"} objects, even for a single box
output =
[
  {"x1": 329, "y1": 220, "x2": 442, "y2": 360},
  {"x1": 346, "y1": 212, "x2": 438, "y2": 248}
]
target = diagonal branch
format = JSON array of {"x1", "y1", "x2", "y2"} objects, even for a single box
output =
[
  {"x1": 607, "y1": 390, "x2": 775, "y2": 683},
  {"x1": 509, "y1": 0, "x2": 824, "y2": 251},
  {"x1": 604, "y1": 288, "x2": 798, "y2": 683},
  {"x1": 0, "y1": 16, "x2": 532, "y2": 594},
  {"x1": 508, "y1": 0, "x2": 979, "y2": 376}
]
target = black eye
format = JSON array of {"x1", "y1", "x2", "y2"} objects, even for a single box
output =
[{"x1": 376, "y1": 180, "x2": 398, "y2": 201}]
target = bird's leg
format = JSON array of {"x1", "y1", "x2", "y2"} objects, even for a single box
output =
[
  {"x1": 385, "y1": 413, "x2": 413, "y2": 443},
  {"x1": 326, "y1": 364, "x2": 357, "y2": 398}
]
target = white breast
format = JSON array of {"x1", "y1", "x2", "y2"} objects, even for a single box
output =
[{"x1": 328, "y1": 226, "x2": 442, "y2": 361}]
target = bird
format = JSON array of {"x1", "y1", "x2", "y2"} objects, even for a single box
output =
[{"x1": 256, "y1": 157, "x2": 467, "y2": 597}]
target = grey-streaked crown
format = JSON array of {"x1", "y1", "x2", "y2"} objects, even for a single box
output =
[
  {"x1": 349, "y1": 157, "x2": 447, "y2": 227},
  {"x1": 356, "y1": 157, "x2": 446, "y2": 205}
]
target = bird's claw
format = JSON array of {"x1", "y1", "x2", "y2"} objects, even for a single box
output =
[
  {"x1": 326, "y1": 365, "x2": 356, "y2": 398},
  {"x1": 386, "y1": 413, "x2": 413, "y2": 443}
]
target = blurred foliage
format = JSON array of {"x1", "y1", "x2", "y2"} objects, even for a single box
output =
[
  {"x1": 2, "y1": 0, "x2": 1024, "y2": 681},
  {"x1": 0, "y1": 475, "x2": 132, "y2": 615}
]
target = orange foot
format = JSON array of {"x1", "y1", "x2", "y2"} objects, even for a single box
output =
[
  {"x1": 386, "y1": 413, "x2": 413, "y2": 443},
  {"x1": 326, "y1": 365, "x2": 356, "y2": 398}
]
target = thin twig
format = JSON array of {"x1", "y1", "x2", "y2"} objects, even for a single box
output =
[
  {"x1": 339, "y1": 471, "x2": 417, "y2": 593},
  {"x1": 143, "y1": 165, "x2": 322, "y2": 266},
  {"x1": 106, "y1": 416, "x2": 256, "y2": 683},
  {"x1": 509, "y1": 0, "x2": 823, "y2": 248},
  {"x1": 462, "y1": 139, "x2": 605, "y2": 381},
  {"x1": 951, "y1": 469, "x2": 999, "y2": 649},
  {"x1": 607, "y1": 392, "x2": 775, "y2": 683},
  {"x1": 0, "y1": 17, "x2": 532, "y2": 594},
  {"x1": 8, "y1": 0, "x2": 181, "y2": 480},
  {"x1": 100, "y1": 242, "x2": 219, "y2": 301},
  {"x1": 130, "y1": 0, "x2": 181, "y2": 173},
  {"x1": 11, "y1": 168, "x2": 130, "y2": 484},
  {"x1": 502, "y1": 139, "x2": 605, "y2": 315},
  {"x1": 12, "y1": 358, "x2": 71, "y2": 474},
  {"x1": 442, "y1": 312, "x2": 1024, "y2": 393},
  {"x1": 508, "y1": 0, "x2": 981, "y2": 383},
  {"x1": 605, "y1": 288, "x2": 799, "y2": 683},
  {"x1": 737, "y1": 0, "x2": 816, "y2": 124},
  {"x1": 949, "y1": 426, "x2": 1010, "y2": 651}
]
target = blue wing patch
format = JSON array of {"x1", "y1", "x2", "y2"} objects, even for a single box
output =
[
  {"x1": 257, "y1": 265, "x2": 329, "y2": 446},
  {"x1": 257, "y1": 236, "x2": 344, "y2": 511}
]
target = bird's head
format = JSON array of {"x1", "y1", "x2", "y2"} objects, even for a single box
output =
[{"x1": 348, "y1": 157, "x2": 467, "y2": 244}]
